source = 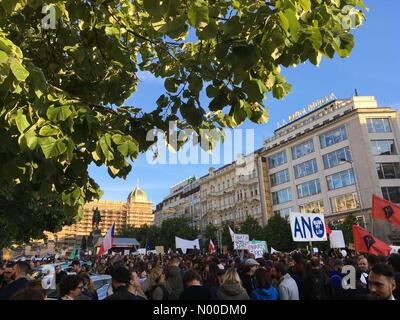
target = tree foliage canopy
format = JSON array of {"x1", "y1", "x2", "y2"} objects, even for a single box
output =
[{"x1": 0, "y1": 0, "x2": 366, "y2": 245}]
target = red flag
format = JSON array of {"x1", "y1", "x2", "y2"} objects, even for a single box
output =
[
  {"x1": 372, "y1": 194, "x2": 400, "y2": 229},
  {"x1": 325, "y1": 224, "x2": 332, "y2": 236},
  {"x1": 208, "y1": 239, "x2": 216, "y2": 254},
  {"x1": 352, "y1": 224, "x2": 391, "y2": 256}
]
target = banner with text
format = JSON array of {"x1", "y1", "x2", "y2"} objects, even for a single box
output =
[
  {"x1": 289, "y1": 212, "x2": 327, "y2": 242},
  {"x1": 234, "y1": 234, "x2": 250, "y2": 250}
]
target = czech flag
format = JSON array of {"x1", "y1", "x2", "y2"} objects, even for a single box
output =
[
  {"x1": 372, "y1": 194, "x2": 400, "y2": 230},
  {"x1": 97, "y1": 223, "x2": 115, "y2": 256}
]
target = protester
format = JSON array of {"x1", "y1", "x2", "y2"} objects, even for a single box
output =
[
  {"x1": 358, "y1": 256, "x2": 369, "y2": 285},
  {"x1": 368, "y1": 263, "x2": 397, "y2": 300},
  {"x1": 148, "y1": 266, "x2": 173, "y2": 300},
  {"x1": 77, "y1": 274, "x2": 98, "y2": 300},
  {"x1": 128, "y1": 271, "x2": 147, "y2": 300},
  {"x1": 55, "y1": 265, "x2": 67, "y2": 285},
  {"x1": 329, "y1": 259, "x2": 344, "y2": 295},
  {"x1": 301, "y1": 257, "x2": 334, "y2": 300},
  {"x1": 10, "y1": 281, "x2": 46, "y2": 300},
  {"x1": 217, "y1": 267, "x2": 249, "y2": 300},
  {"x1": 59, "y1": 275, "x2": 84, "y2": 300},
  {"x1": 387, "y1": 253, "x2": 400, "y2": 300},
  {"x1": 250, "y1": 268, "x2": 279, "y2": 300},
  {"x1": 106, "y1": 266, "x2": 142, "y2": 300},
  {"x1": 0, "y1": 261, "x2": 30, "y2": 300},
  {"x1": 0, "y1": 262, "x2": 15, "y2": 289},
  {"x1": 180, "y1": 270, "x2": 211, "y2": 300},
  {"x1": 272, "y1": 262, "x2": 299, "y2": 300},
  {"x1": 71, "y1": 260, "x2": 83, "y2": 275},
  {"x1": 240, "y1": 258, "x2": 259, "y2": 296},
  {"x1": 167, "y1": 256, "x2": 184, "y2": 300}
]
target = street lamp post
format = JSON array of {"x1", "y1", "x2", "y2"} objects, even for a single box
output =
[{"x1": 340, "y1": 158, "x2": 367, "y2": 229}]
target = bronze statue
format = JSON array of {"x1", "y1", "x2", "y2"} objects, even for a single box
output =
[{"x1": 92, "y1": 207, "x2": 102, "y2": 229}]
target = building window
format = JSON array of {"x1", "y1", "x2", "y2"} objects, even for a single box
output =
[
  {"x1": 382, "y1": 187, "x2": 400, "y2": 204},
  {"x1": 330, "y1": 192, "x2": 360, "y2": 213},
  {"x1": 299, "y1": 200, "x2": 325, "y2": 214},
  {"x1": 367, "y1": 118, "x2": 391, "y2": 133},
  {"x1": 297, "y1": 179, "x2": 321, "y2": 198},
  {"x1": 371, "y1": 140, "x2": 396, "y2": 156},
  {"x1": 270, "y1": 169, "x2": 290, "y2": 187},
  {"x1": 273, "y1": 207, "x2": 293, "y2": 218},
  {"x1": 323, "y1": 147, "x2": 352, "y2": 169},
  {"x1": 294, "y1": 159, "x2": 318, "y2": 179},
  {"x1": 268, "y1": 150, "x2": 287, "y2": 169},
  {"x1": 377, "y1": 163, "x2": 400, "y2": 179},
  {"x1": 292, "y1": 139, "x2": 315, "y2": 160},
  {"x1": 271, "y1": 187, "x2": 293, "y2": 205},
  {"x1": 326, "y1": 169, "x2": 356, "y2": 190},
  {"x1": 320, "y1": 125, "x2": 348, "y2": 148}
]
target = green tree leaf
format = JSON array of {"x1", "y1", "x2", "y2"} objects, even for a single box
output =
[
  {"x1": 10, "y1": 59, "x2": 29, "y2": 82},
  {"x1": 39, "y1": 137, "x2": 67, "y2": 159}
]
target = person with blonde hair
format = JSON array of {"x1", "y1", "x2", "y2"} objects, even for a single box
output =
[{"x1": 216, "y1": 268, "x2": 249, "y2": 300}]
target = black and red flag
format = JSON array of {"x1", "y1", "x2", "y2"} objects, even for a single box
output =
[
  {"x1": 352, "y1": 224, "x2": 391, "y2": 256},
  {"x1": 372, "y1": 194, "x2": 400, "y2": 230}
]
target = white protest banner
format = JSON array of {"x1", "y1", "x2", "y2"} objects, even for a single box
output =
[
  {"x1": 270, "y1": 247, "x2": 279, "y2": 254},
  {"x1": 137, "y1": 248, "x2": 146, "y2": 255},
  {"x1": 289, "y1": 212, "x2": 327, "y2": 242},
  {"x1": 155, "y1": 246, "x2": 164, "y2": 255},
  {"x1": 248, "y1": 243, "x2": 264, "y2": 259},
  {"x1": 313, "y1": 247, "x2": 319, "y2": 254},
  {"x1": 329, "y1": 230, "x2": 346, "y2": 248},
  {"x1": 233, "y1": 234, "x2": 249, "y2": 250},
  {"x1": 124, "y1": 250, "x2": 130, "y2": 256},
  {"x1": 175, "y1": 236, "x2": 200, "y2": 254}
]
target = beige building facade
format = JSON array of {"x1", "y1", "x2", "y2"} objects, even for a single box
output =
[
  {"x1": 199, "y1": 154, "x2": 263, "y2": 230},
  {"x1": 153, "y1": 177, "x2": 201, "y2": 229},
  {"x1": 258, "y1": 96, "x2": 400, "y2": 243},
  {"x1": 53, "y1": 185, "x2": 154, "y2": 246}
]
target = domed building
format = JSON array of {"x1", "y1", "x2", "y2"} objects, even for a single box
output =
[{"x1": 54, "y1": 182, "x2": 154, "y2": 246}]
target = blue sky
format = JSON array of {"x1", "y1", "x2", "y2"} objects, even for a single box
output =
[{"x1": 88, "y1": 0, "x2": 400, "y2": 206}]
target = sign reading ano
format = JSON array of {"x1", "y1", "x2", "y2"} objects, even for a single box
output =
[{"x1": 289, "y1": 213, "x2": 327, "y2": 242}]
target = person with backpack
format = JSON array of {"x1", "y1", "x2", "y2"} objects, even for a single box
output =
[
  {"x1": 272, "y1": 262, "x2": 299, "y2": 300},
  {"x1": 301, "y1": 257, "x2": 334, "y2": 300},
  {"x1": 147, "y1": 266, "x2": 173, "y2": 300}
]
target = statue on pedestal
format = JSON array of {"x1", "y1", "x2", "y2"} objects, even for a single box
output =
[
  {"x1": 87, "y1": 207, "x2": 102, "y2": 254},
  {"x1": 92, "y1": 207, "x2": 102, "y2": 230}
]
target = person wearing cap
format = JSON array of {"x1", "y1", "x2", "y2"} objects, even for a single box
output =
[
  {"x1": 240, "y1": 258, "x2": 259, "y2": 296},
  {"x1": 106, "y1": 266, "x2": 143, "y2": 300}
]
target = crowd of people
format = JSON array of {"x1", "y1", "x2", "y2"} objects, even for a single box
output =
[{"x1": 1, "y1": 249, "x2": 399, "y2": 300}]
